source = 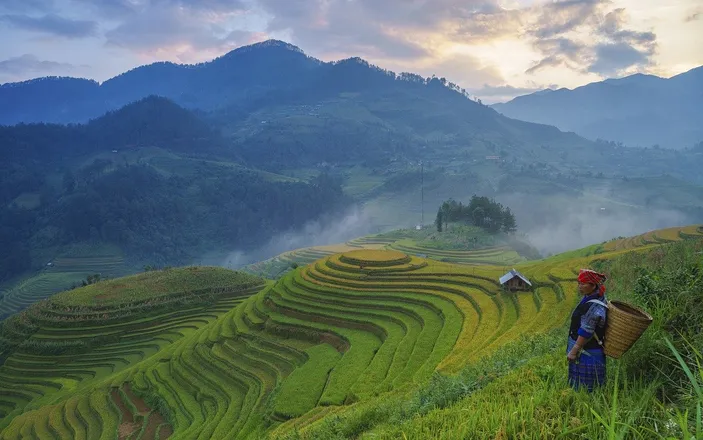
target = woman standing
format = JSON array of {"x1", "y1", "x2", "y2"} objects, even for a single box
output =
[{"x1": 567, "y1": 269, "x2": 608, "y2": 391}]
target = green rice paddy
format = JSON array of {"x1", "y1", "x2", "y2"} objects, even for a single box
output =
[{"x1": 0, "y1": 225, "x2": 701, "y2": 439}]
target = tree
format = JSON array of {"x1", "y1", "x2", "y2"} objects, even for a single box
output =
[
  {"x1": 81, "y1": 273, "x2": 101, "y2": 286},
  {"x1": 471, "y1": 206, "x2": 486, "y2": 228},
  {"x1": 434, "y1": 195, "x2": 518, "y2": 235},
  {"x1": 435, "y1": 209, "x2": 443, "y2": 232},
  {"x1": 502, "y1": 207, "x2": 517, "y2": 233}
]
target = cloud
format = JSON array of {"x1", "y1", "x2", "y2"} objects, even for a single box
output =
[
  {"x1": 470, "y1": 82, "x2": 559, "y2": 104},
  {"x1": 422, "y1": 53, "x2": 504, "y2": 85},
  {"x1": 600, "y1": 8, "x2": 656, "y2": 45},
  {"x1": 452, "y1": 8, "x2": 523, "y2": 42},
  {"x1": 684, "y1": 7, "x2": 701, "y2": 22},
  {"x1": 529, "y1": 0, "x2": 603, "y2": 39},
  {"x1": 472, "y1": 84, "x2": 548, "y2": 97},
  {"x1": 523, "y1": 3, "x2": 657, "y2": 77},
  {"x1": 104, "y1": 3, "x2": 262, "y2": 62},
  {"x1": 79, "y1": 0, "x2": 250, "y2": 18},
  {"x1": 0, "y1": 13, "x2": 97, "y2": 38},
  {"x1": 257, "y1": 0, "x2": 438, "y2": 60},
  {"x1": 588, "y1": 42, "x2": 651, "y2": 76},
  {"x1": 526, "y1": 37, "x2": 588, "y2": 73},
  {"x1": 0, "y1": 54, "x2": 78, "y2": 78},
  {"x1": 0, "y1": 0, "x2": 54, "y2": 13}
]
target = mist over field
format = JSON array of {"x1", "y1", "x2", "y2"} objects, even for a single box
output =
[
  {"x1": 503, "y1": 193, "x2": 690, "y2": 255},
  {"x1": 524, "y1": 206, "x2": 688, "y2": 255},
  {"x1": 218, "y1": 204, "x2": 383, "y2": 269}
]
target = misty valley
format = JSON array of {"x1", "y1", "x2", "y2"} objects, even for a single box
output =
[{"x1": 1, "y1": 35, "x2": 702, "y2": 440}]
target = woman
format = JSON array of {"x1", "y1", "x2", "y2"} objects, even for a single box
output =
[{"x1": 567, "y1": 269, "x2": 608, "y2": 392}]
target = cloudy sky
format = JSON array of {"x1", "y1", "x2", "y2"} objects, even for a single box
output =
[{"x1": 1, "y1": 0, "x2": 701, "y2": 102}]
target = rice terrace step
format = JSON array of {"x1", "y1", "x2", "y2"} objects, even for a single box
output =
[{"x1": 0, "y1": 225, "x2": 702, "y2": 438}]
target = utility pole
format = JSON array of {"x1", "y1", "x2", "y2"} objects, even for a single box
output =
[{"x1": 420, "y1": 161, "x2": 424, "y2": 228}]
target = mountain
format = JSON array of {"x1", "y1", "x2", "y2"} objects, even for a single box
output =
[
  {"x1": 492, "y1": 66, "x2": 703, "y2": 149},
  {"x1": 0, "y1": 40, "x2": 614, "y2": 171},
  {"x1": 0, "y1": 96, "x2": 225, "y2": 166},
  {"x1": 0, "y1": 40, "x2": 321, "y2": 125}
]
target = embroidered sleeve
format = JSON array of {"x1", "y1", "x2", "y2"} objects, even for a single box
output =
[{"x1": 578, "y1": 304, "x2": 606, "y2": 338}]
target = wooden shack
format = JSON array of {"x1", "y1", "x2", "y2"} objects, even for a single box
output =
[{"x1": 499, "y1": 269, "x2": 532, "y2": 291}]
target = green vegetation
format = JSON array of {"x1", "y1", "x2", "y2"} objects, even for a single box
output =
[
  {"x1": 0, "y1": 244, "x2": 130, "y2": 320},
  {"x1": 272, "y1": 232, "x2": 703, "y2": 440},
  {"x1": 52, "y1": 266, "x2": 258, "y2": 306},
  {"x1": 435, "y1": 196, "x2": 516, "y2": 234},
  {"x1": 274, "y1": 344, "x2": 342, "y2": 418},
  {"x1": 0, "y1": 97, "x2": 350, "y2": 286},
  {"x1": 0, "y1": 266, "x2": 265, "y2": 437},
  {"x1": 1, "y1": 225, "x2": 702, "y2": 439}
]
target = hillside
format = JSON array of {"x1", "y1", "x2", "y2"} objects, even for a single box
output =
[
  {"x1": 0, "y1": 39, "x2": 674, "y2": 174},
  {"x1": 0, "y1": 97, "x2": 350, "y2": 303},
  {"x1": 1, "y1": 225, "x2": 701, "y2": 439},
  {"x1": 0, "y1": 96, "x2": 226, "y2": 167},
  {"x1": 492, "y1": 66, "x2": 703, "y2": 149}
]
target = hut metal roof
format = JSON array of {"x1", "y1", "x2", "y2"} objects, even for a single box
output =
[{"x1": 499, "y1": 269, "x2": 532, "y2": 286}]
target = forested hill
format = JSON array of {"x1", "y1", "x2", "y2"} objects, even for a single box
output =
[
  {"x1": 0, "y1": 96, "x2": 225, "y2": 167},
  {"x1": 0, "y1": 96, "x2": 350, "y2": 284},
  {"x1": 4, "y1": 39, "x2": 702, "y2": 179},
  {"x1": 0, "y1": 40, "x2": 597, "y2": 161}
]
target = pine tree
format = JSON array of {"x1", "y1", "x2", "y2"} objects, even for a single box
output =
[
  {"x1": 502, "y1": 207, "x2": 517, "y2": 233},
  {"x1": 435, "y1": 209, "x2": 443, "y2": 232}
]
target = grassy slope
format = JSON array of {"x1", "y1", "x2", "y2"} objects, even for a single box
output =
[
  {"x1": 0, "y1": 267, "x2": 265, "y2": 437},
  {"x1": 0, "y1": 243, "x2": 132, "y2": 320},
  {"x1": 0, "y1": 146, "x2": 302, "y2": 317},
  {"x1": 273, "y1": 227, "x2": 703, "y2": 440},
  {"x1": 1, "y1": 225, "x2": 702, "y2": 440}
]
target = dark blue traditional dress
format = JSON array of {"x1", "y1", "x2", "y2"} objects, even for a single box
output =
[{"x1": 567, "y1": 292, "x2": 607, "y2": 391}]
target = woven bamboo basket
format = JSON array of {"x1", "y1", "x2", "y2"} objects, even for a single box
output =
[{"x1": 603, "y1": 300, "x2": 653, "y2": 359}]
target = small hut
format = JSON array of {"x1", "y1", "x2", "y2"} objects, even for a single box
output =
[{"x1": 499, "y1": 269, "x2": 532, "y2": 292}]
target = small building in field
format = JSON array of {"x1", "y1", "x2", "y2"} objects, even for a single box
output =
[{"x1": 499, "y1": 269, "x2": 532, "y2": 291}]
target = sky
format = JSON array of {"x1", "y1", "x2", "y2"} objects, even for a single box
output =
[{"x1": 1, "y1": 0, "x2": 701, "y2": 103}]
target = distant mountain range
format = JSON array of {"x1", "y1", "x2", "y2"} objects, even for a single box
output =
[
  {"x1": 492, "y1": 67, "x2": 703, "y2": 149},
  {"x1": 0, "y1": 40, "x2": 319, "y2": 125},
  {"x1": 0, "y1": 39, "x2": 609, "y2": 171}
]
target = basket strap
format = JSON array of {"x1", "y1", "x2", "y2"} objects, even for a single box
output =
[
  {"x1": 587, "y1": 299, "x2": 609, "y2": 308},
  {"x1": 586, "y1": 300, "x2": 608, "y2": 348}
]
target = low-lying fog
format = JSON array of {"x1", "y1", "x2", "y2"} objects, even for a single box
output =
[{"x1": 208, "y1": 189, "x2": 696, "y2": 268}]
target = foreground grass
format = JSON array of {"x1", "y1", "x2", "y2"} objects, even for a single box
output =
[{"x1": 275, "y1": 238, "x2": 703, "y2": 440}]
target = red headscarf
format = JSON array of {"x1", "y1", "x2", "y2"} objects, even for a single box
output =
[{"x1": 578, "y1": 269, "x2": 607, "y2": 296}]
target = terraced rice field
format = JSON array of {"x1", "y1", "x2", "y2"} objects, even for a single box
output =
[
  {"x1": 3, "y1": 225, "x2": 703, "y2": 439},
  {"x1": 0, "y1": 253, "x2": 129, "y2": 320},
  {"x1": 0, "y1": 268, "x2": 264, "y2": 439},
  {"x1": 603, "y1": 224, "x2": 703, "y2": 251},
  {"x1": 0, "y1": 273, "x2": 88, "y2": 321},
  {"x1": 244, "y1": 232, "x2": 527, "y2": 280},
  {"x1": 387, "y1": 240, "x2": 524, "y2": 265}
]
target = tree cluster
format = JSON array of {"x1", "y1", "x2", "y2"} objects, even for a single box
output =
[
  {"x1": 0, "y1": 104, "x2": 350, "y2": 284},
  {"x1": 435, "y1": 196, "x2": 517, "y2": 234}
]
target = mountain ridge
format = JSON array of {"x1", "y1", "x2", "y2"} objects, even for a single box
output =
[{"x1": 492, "y1": 65, "x2": 703, "y2": 149}]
